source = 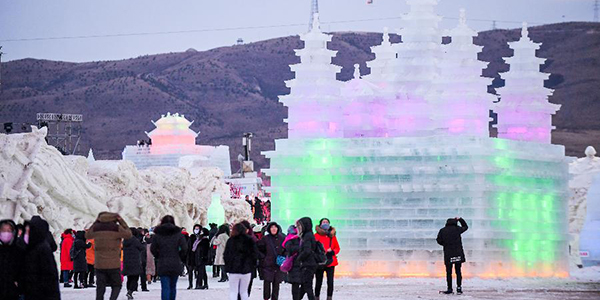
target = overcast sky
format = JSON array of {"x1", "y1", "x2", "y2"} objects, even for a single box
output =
[{"x1": 0, "y1": 0, "x2": 594, "y2": 62}]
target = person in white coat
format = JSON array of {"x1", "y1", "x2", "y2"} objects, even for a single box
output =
[{"x1": 212, "y1": 224, "x2": 230, "y2": 282}]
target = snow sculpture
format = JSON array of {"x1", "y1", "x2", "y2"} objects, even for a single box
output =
[
  {"x1": 122, "y1": 112, "x2": 232, "y2": 175},
  {"x1": 568, "y1": 146, "x2": 600, "y2": 266},
  {"x1": 280, "y1": 14, "x2": 343, "y2": 139},
  {"x1": 264, "y1": 3, "x2": 569, "y2": 278},
  {"x1": 0, "y1": 128, "x2": 252, "y2": 240},
  {"x1": 495, "y1": 23, "x2": 560, "y2": 143},
  {"x1": 0, "y1": 126, "x2": 109, "y2": 235},
  {"x1": 580, "y1": 173, "x2": 600, "y2": 267}
]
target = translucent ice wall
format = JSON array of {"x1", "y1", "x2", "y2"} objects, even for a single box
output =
[
  {"x1": 263, "y1": 137, "x2": 570, "y2": 278},
  {"x1": 495, "y1": 24, "x2": 560, "y2": 143}
]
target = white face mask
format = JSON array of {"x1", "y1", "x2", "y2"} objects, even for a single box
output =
[{"x1": 194, "y1": 229, "x2": 200, "y2": 235}]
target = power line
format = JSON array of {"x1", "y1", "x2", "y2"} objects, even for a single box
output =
[{"x1": 0, "y1": 16, "x2": 541, "y2": 43}]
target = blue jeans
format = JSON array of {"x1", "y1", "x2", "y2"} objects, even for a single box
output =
[{"x1": 160, "y1": 275, "x2": 178, "y2": 300}]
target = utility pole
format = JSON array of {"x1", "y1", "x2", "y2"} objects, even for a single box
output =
[{"x1": 309, "y1": 0, "x2": 319, "y2": 31}]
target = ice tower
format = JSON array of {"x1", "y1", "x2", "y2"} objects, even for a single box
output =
[
  {"x1": 495, "y1": 23, "x2": 560, "y2": 144},
  {"x1": 389, "y1": 0, "x2": 443, "y2": 136},
  {"x1": 281, "y1": 14, "x2": 343, "y2": 138},
  {"x1": 264, "y1": 2, "x2": 569, "y2": 278},
  {"x1": 122, "y1": 113, "x2": 232, "y2": 174},
  {"x1": 432, "y1": 9, "x2": 494, "y2": 136}
]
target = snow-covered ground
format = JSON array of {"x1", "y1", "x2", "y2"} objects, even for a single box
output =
[{"x1": 60, "y1": 267, "x2": 600, "y2": 300}]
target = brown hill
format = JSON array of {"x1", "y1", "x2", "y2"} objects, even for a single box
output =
[{"x1": 1, "y1": 22, "x2": 599, "y2": 171}]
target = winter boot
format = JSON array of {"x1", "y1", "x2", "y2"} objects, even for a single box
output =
[
  {"x1": 457, "y1": 287, "x2": 462, "y2": 295},
  {"x1": 126, "y1": 290, "x2": 134, "y2": 300},
  {"x1": 440, "y1": 288, "x2": 453, "y2": 295}
]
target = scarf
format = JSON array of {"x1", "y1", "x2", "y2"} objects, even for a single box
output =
[{"x1": 192, "y1": 236, "x2": 201, "y2": 252}]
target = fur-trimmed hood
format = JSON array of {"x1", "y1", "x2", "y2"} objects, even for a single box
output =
[{"x1": 315, "y1": 225, "x2": 336, "y2": 237}]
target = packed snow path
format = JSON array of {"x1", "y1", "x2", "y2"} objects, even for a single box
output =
[{"x1": 60, "y1": 268, "x2": 600, "y2": 300}]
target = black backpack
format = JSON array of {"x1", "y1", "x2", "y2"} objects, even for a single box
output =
[{"x1": 314, "y1": 241, "x2": 333, "y2": 267}]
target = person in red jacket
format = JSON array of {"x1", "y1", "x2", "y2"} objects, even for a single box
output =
[
  {"x1": 314, "y1": 218, "x2": 340, "y2": 300},
  {"x1": 60, "y1": 229, "x2": 75, "y2": 288}
]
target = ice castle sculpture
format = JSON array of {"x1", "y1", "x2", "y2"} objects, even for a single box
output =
[
  {"x1": 263, "y1": 1, "x2": 569, "y2": 278},
  {"x1": 122, "y1": 112, "x2": 232, "y2": 175}
]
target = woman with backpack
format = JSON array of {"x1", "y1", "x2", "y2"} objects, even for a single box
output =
[
  {"x1": 290, "y1": 217, "x2": 318, "y2": 300},
  {"x1": 314, "y1": 218, "x2": 340, "y2": 300},
  {"x1": 258, "y1": 222, "x2": 285, "y2": 300}
]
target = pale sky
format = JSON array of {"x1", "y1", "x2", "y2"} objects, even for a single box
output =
[{"x1": 0, "y1": 0, "x2": 594, "y2": 62}]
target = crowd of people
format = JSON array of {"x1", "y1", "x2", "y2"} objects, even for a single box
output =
[
  {"x1": 0, "y1": 213, "x2": 343, "y2": 300},
  {"x1": 245, "y1": 195, "x2": 272, "y2": 225},
  {"x1": 0, "y1": 212, "x2": 469, "y2": 300}
]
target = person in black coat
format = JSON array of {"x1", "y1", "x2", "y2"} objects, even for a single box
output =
[
  {"x1": 436, "y1": 217, "x2": 468, "y2": 295},
  {"x1": 208, "y1": 223, "x2": 219, "y2": 278},
  {"x1": 137, "y1": 228, "x2": 149, "y2": 292},
  {"x1": 186, "y1": 224, "x2": 202, "y2": 290},
  {"x1": 150, "y1": 215, "x2": 188, "y2": 300},
  {"x1": 71, "y1": 230, "x2": 91, "y2": 289},
  {"x1": 194, "y1": 228, "x2": 211, "y2": 289},
  {"x1": 123, "y1": 228, "x2": 145, "y2": 299},
  {"x1": 291, "y1": 217, "x2": 318, "y2": 300},
  {"x1": 224, "y1": 223, "x2": 259, "y2": 300},
  {"x1": 0, "y1": 219, "x2": 24, "y2": 300},
  {"x1": 254, "y1": 197, "x2": 264, "y2": 223},
  {"x1": 21, "y1": 216, "x2": 60, "y2": 300},
  {"x1": 257, "y1": 222, "x2": 285, "y2": 300}
]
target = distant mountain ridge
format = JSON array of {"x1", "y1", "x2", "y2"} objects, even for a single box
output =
[{"x1": 1, "y1": 22, "x2": 599, "y2": 170}]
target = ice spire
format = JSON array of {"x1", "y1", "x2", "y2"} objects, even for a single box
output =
[
  {"x1": 353, "y1": 64, "x2": 361, "y2": 79},
  {"x1": 365, "y1": 27, "x2": 398, "y2": 90},
  {"x1": 495, "y1": 22, "x2": 560, "y2": 143},
  {"x1": 87, "y1": 148, "x2": 95, "y2": 162}
]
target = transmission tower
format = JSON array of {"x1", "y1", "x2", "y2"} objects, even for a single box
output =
[
  {"x1": 595, "y1": 0, "x2": 599, "y2": 22},
  {"x1": 492, "y1": 20, "x2": 497, "y2": 30},
  {"x1": 0, "y1": 46, "x2": 3, "y2": 93},
  {"x1": 309, "y1": 0, "x2": 319, "y2": 31}
]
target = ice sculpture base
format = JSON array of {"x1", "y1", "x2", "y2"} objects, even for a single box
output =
[{"x1": 263, "y1": 136, "x2": 570, "y2": 278}]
